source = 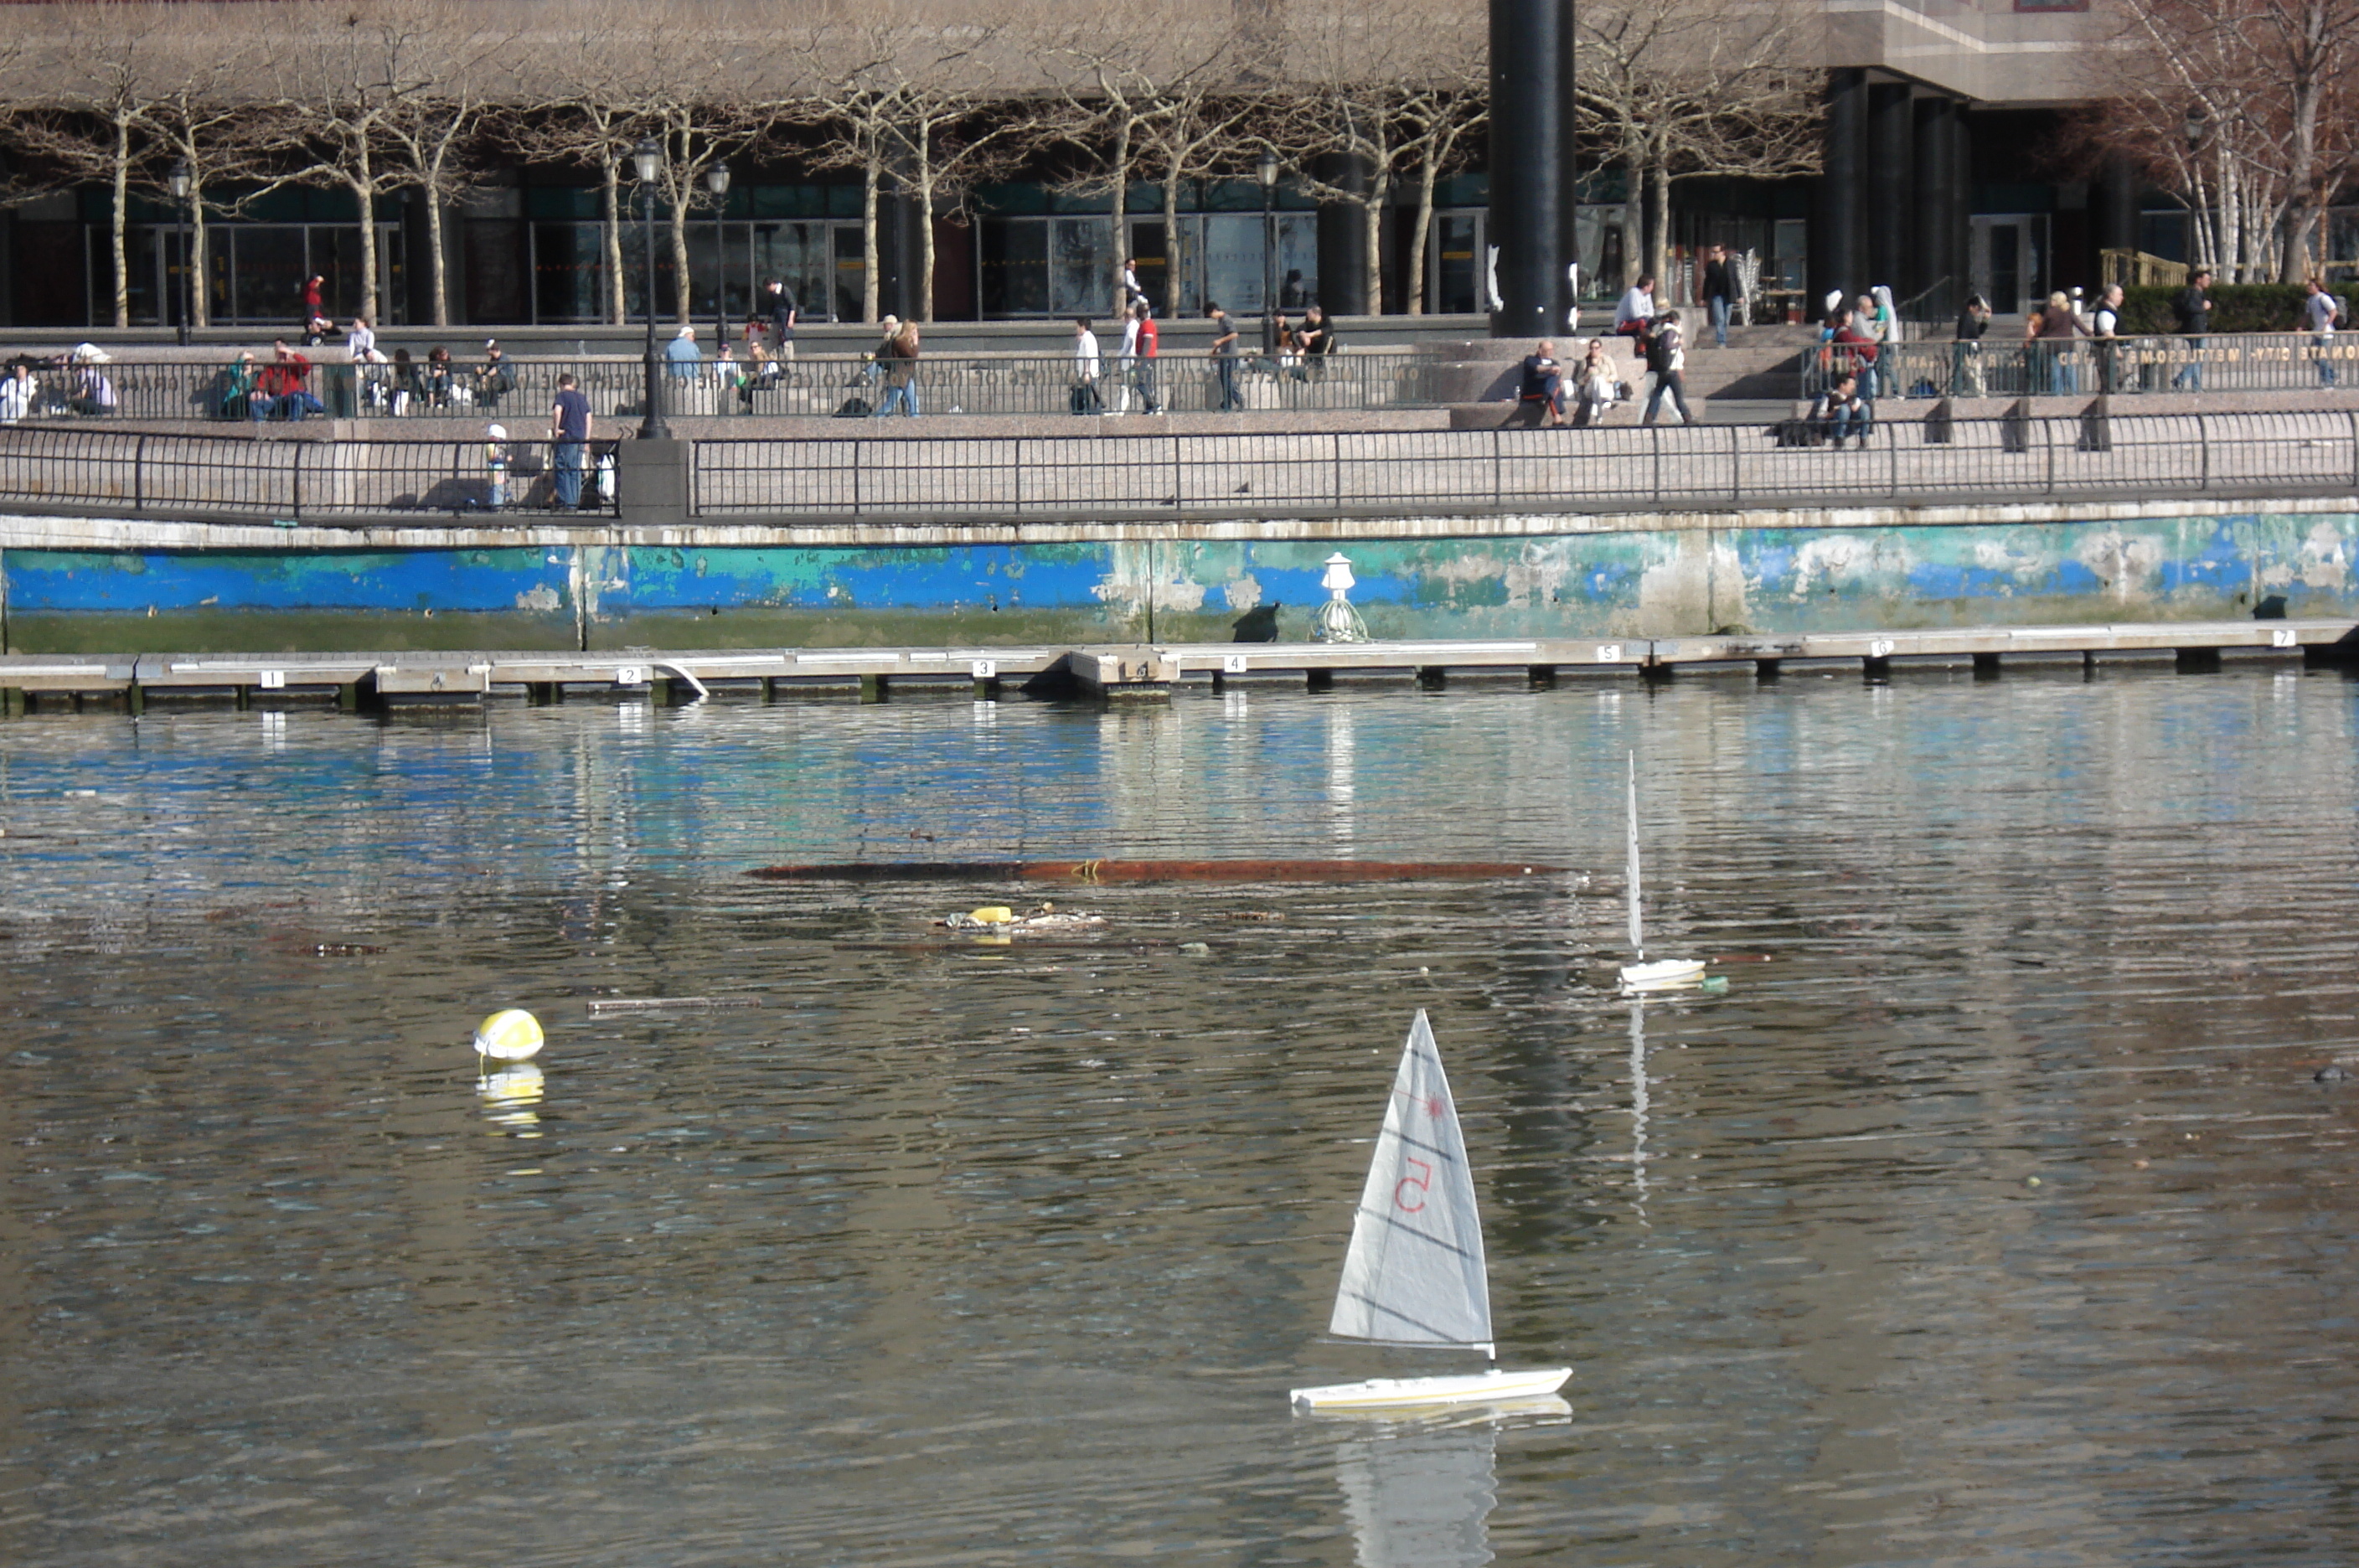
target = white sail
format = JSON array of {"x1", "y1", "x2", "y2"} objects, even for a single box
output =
[
  {"x1": 1625, "y1": 750, "x2": 1644, "y2": 957},
  {"x1": 1328, "y1": 1010, "x2": 1494, "y2": 1353}
]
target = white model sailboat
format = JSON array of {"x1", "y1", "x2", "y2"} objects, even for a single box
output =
[
  {"x1": 1290, "y1": 1011, "x2": 1571, "y2": 1411},
  {"x1": 1617, "y1": 752, "x2": 1706, "y2": 993}
]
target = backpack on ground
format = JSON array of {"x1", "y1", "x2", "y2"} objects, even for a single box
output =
[{"x1": 834, "y1": 395, "x2": 871, "y2": 418}]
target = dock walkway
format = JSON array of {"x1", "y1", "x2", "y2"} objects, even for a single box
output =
[{"x1": 3, "y1": 619, "x2": 2350, "y2": 714}]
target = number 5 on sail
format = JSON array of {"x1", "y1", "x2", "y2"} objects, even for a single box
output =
[{"x1": 1289, "y1": 1010, "x2": 1571, "y2": 1411}]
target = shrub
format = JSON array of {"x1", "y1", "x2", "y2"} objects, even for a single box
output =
[{"x1": 2117, "y1": 283, "x2": 2309, "y2": 334}]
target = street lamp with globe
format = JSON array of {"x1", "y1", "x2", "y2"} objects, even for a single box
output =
[
  {"x1": 168, "y1": 160, "x2": 193, "y2": 347},
  {"x1": 705, "y1": 162, "x2": 732, "y2": 349},
  {"x1": 632, "y1": 137, "x2": 670, "y2": 440}
]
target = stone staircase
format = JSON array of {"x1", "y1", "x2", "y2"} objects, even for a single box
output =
[{"x1": 1432, "y1": 327, "x2": 1814, "y2": 426}]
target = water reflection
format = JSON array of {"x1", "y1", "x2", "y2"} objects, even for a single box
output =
[
  {"x1": 477, "y1": 1062, "x2": 545, "y2": 1137},
  {"x1": 1324, "y1": 1398, "x2": 1572, "y2": 1568},
  {"x1": 3, "y1": 673, "x2": 2358, "y2": 1566}
]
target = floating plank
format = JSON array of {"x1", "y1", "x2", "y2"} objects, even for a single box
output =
[{"x1": 746, "y1": 859, "x2": 1566, "y2": 884}]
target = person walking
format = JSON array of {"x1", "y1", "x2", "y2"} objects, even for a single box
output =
[
  {"x1": 1701, "y1": 245, "x2": 1739, "y2": 349},
  {"x1": 2024, "y1": 291, "x2": 2085, "y2": 395},
  {"x1": 1133, "y1": 302, "x2": 1161, "y2": 415},
  {"x1": 765, "y1": 279, "x2": 798, "y2": 360},
  {"x1": 1114, "y1": 304, "x2": 1141, "y2": 413},
  {"x1": 1071, "y1": 317, "x2": 1102, "y2": 415},
  {"x1": 1206, "y1": 302, "x2": 1241, "y2": 411},
  {"x1": 300, "y1": 274, "x2": 327, "y2": 342},
  {"x1": 549, "y1": 371, "x2": 592, "y2": 511},
  {"x1": 2171, "y1": 268, "x2": 2213, "y2": 390},
  {"x1": 1954, "y1": 294, "x2": 1992, "y2": 397},
  {"x1": 2091, "y1": 284, "x2": 2125, "y2": 394},
  {"x1": 1640, "y1": 311, "x2": 1695, "y2": 425},
  {"x1": 874, "y1": 320, "x2": 921, "y2": 417},
  {"x1": 2305, "y1": 277, "x2": 2343, "y2": 387}
]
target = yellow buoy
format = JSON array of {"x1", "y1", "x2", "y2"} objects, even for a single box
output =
[
  {"x1": 474, "y1": 1008, "x2": 545, "y2": 1063},
  {"x1": 968, "y1": 906, "x2": 1014, "y2": 924}
]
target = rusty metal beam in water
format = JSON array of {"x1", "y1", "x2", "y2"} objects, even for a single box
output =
[{"x1": 746, "y1": 859, "x2": 1566, "y2": 885}]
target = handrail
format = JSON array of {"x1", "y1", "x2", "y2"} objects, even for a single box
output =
[{"x1": 0, "y1": 412, "x2": 2353, "y2": 527}]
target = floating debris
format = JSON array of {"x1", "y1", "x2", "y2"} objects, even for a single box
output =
[
  {"x1": 751, "y1": 859, "x2": 1565, "y2": 885},
  {"x1": 586, "y1": 996, "x2": 761, "y2": 1014},
  {"x1": 938, "y1": 904, "x2": 1107, "y2": 934},
  {"x1": 305, "y1": 942, "x2": 385, "y2": 957}
]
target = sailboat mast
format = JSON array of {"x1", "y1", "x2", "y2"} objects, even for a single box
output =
[{"x1": 1625, "y1": 751, "x2": 1644, "y2": 960}]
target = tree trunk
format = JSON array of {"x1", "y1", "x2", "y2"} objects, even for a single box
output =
[
  {"x1": 1108, "y1": 121, "x2": 1130, "y2": 312},
  {"x1": 354, "y1": 158, "x2": 380, "y2": 326},
  {"x1": 1647, "y1": 158, "x2": 1671, "y2": 301},
  {"x1": 1361, "y1": 195, "x2": 1384, "y2": 317},
  {"x1": 191, "y1": 194, "x2": 209, "y2": 329},
  {"x1": 668, "y1": 192, "x2": 692, "y2": 325},
  {"x1": 110, "y1": 119, "x2": 131, "y2": 330},
  {"x1": 602, "y1": 157, "x2": 625, "y2": 326},
  {"x1": 862, "y1": 146, "x2": 881, "y2": 323},
  {"x1": 425, "y1": 188, "x2": 450, "y2": 328},
  {"x1": 1407, "y1": 158, "x2": 1441, "y2": 315},
  {"x1": 1163, "y1": 176, "x2": 1184, "y2": 315},
  {"x1": 915, "y1": 133, "x2": 936, "y2": 323}
]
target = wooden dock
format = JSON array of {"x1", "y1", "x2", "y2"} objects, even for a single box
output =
[{"x1": 1, "y1": 620, "x2": 2351, "y2": 714}]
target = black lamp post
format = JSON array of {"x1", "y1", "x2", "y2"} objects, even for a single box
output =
[
  {"x1": 1257, "y1": 149, "x2": 1279, "y2": 356},
  {"x1": 633, "y1": 137, "x2": 670, "y2": 441},
  {"x1": 706, "y1": 162, "x2": 732, "y2": 349},
  {"x1": 168, "y1": 160, "x2": 192, "y2": 347}
]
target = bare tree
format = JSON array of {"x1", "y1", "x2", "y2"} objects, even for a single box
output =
[
  {"x1": 1133, "y1": 65, "x2": 1257, "y2": 315},
  {"x1": 1574, "y1": 0, "x2": 1822, "y2": 291},
  {"x1": 374, "y1": 5, "x2": 519, "y2": 326},
  {"x1": 1275, "y1": 0, "x2": 1486, "y2": 314},
  {"x1": 2078, "y1": 0, "x2": 2359, "y2": 281},
  {"x1": 265, "y1": 0, "x2": 447, "y2": 326},
  {"x1": 1042, "y1": 29, "x2": 1239, "y2": 314},
  {"x1": 10, "y1": 4, "x2": 172, "y2": 329}
]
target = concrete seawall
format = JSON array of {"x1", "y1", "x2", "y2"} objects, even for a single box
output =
[{"x1": 3, "y1": 493, "x2": 2352, "y2": 654}]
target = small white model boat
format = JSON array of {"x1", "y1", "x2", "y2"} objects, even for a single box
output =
[
  {"x1": 1617, "y1": 753, "x2": 1706, "y2": 993},
  {"x1": 1290, "y1": 1011, "x2": 1571, "y2": 1412}
]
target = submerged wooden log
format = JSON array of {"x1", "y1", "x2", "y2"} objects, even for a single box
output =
[{"x1": 746, "y1": 859, "x2": 1565, "y2": 884}]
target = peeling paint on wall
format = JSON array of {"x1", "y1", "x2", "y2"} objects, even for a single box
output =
[{"x1": 8, "y1": 509, "x2": 2359, "y2": 653}]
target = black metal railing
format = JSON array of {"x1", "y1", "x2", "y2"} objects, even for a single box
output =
[
  {"x1": 3, "y1": 349, "x2": 1440, "y2": 425},
  {"x1": 3, "y1": 410, "x2": 2354, "y2": 525},
  {"x1": 688, "y1": 410, "x2": 2359, "y2": 521},
  {"x1": 1804, "y1": 331, "x2": 2359, "y2": 400},
  {"x1": 0, "y1": 426, "x2": 621, "y2": 518}
]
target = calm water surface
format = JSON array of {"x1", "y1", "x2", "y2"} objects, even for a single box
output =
[{"x1": 3, "y1": 667, "x2": 2356, "y2": 1566}]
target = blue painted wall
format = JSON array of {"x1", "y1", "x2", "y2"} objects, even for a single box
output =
[{"x1": 4, "y1": 510, "x2": 2353, "y2": 653}]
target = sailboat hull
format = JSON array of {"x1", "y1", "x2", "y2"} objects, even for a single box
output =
[
  {"x1": 1618, "y1": 957, "x2": 1707, "y2": 993},
  {"x1": 1290, "y1": 1366, "x2": 1572, "y2": 1412}
]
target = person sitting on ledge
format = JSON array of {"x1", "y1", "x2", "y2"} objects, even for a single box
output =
[{"x1": 1808, "y1": 369, "x2": 1872, "y2": 448}]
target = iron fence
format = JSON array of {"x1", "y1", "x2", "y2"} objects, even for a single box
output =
[
  {"x1": 8, "y1": 349, "x2": 1440, "y2": 425},
  {"x1": 1803, "y1": 331, "x2": 2359, "y2": 400},
  {"x1": 2, "y1": 410, "x2": 2353, "y2": 526},
  {"x1": 0, "y1": 426, "x2": 621, "y2": 518},
  {"x1": 689, "y1": 410, "x2": 2359, "y2": 521}
]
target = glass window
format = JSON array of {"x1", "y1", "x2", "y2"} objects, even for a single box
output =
[
  {"x1": 1049, "y1": 216, "x2": 1114, "y2": 316},
  {"x1": 979, "y1": 218, "x2": 1048, "y2": 316},
  {"x1": 534, "y1": 221, "x2": 610, "y2": 322}
]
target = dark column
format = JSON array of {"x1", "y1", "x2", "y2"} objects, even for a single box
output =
[
  {"x1": 2098, "y1": 156, "x2": 2140, "y2": 256},
  {"x1": 1314, "y1": 147, "x2": 1372, "y2": 316},
  {"x1": 1556, "y1": 0, "x2": 1580, "y2": 328},
  {"x1": 1809, "y1": 69, "x2": 1866, "y2": 321},
  {"x1": 1488, "y1": 0, "x2": 1566, "y2": 337},
  {"x1": 1953, "y1": 109, "x2": 1974, "y2": 306},
  {"x1": 873, "y1": 193, "x2": 927, "y2": 322},
  {"x1": 1912, "y1": 95, "x2": 1955, "y2": 319},
  {"x1": 0, "y1": 205, "x2": 15, "y2": 328},
  {"x1": 1867, "y1": 82, "x2": 1912, "y2": 301}
]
